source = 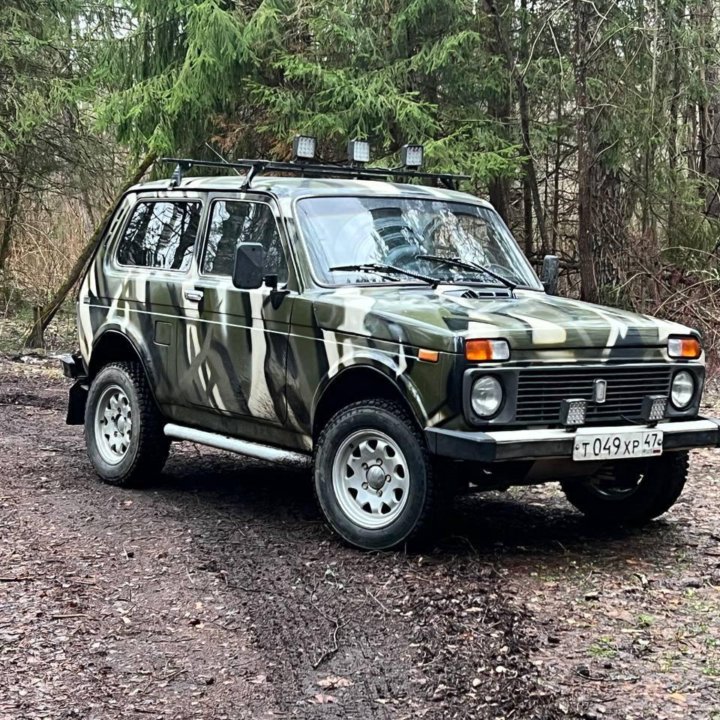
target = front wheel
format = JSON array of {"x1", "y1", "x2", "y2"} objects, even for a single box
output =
[
  {"x1": 85, "y1": 361, "x2": 169, "y2": 487},
  {"x1": 313, "y1": 399, "x2": 438, "y2": 550},
  {"x1": 560, "y1": 451, "x2": 688, "y2": 525}
]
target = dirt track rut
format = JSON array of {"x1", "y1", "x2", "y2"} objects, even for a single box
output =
[{"x1": 2, "y1": 359, "x2": 719, "y2": 719}]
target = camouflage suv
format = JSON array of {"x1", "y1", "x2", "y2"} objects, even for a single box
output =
[{"x1": 62, "y1": 151, "x2": 720, "y2": 550}]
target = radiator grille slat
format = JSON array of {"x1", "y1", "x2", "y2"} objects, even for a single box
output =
[{"x1": 515, "y1": 366, "x2": 672, "y2": 425}]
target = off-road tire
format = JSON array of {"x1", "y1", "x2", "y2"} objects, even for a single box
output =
[
  {"x1": 561, "y1": 451, "x2": 688, "y2": 525},
  {"x1": 85, "y1": 361, "x2": 169, "y2": 487},
  {"x1": 314, "y1": 399, "x2": 438, "y2": 550}
]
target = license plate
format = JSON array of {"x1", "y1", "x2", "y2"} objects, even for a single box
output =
[{"x1": 572, "y1": 429, "x2": 663, "y2": 462}]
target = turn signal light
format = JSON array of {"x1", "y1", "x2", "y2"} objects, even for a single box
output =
[
  {"x1": 668, "y1": 336, "x2": 701, "y2": 359},
  {"x1": 465, "y1": 339, "x2": 510, "y2": 362},
  {"x1": 418, "y1": 348, "x2": 439, "y2": 362}
]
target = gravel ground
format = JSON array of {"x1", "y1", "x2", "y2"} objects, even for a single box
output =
[{"x1": 1, "y1": 356, "x2": 718, "y2": 719}]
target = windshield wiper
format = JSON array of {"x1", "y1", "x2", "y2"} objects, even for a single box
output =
[
  {"x1": 415, "y1": 254, "x2": 517, "y2": 292},
  {"x1": 329, "y1": 263, "x2": 440, "y2": 288}
]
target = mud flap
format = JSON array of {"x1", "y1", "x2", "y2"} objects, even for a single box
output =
[{"x1": 67, "y1": 380, "x2": 88, "y2": 425}]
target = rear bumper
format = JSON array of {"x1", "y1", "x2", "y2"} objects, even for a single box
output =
[
  {"x1": 59, "y1": 352, "x2": 85, "y2": 380},
  {"x1": 425, "y1": 418, "x2": 720, "y2": 462}
]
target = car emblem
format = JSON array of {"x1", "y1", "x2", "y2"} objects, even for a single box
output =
[{"x1": 593, "y1": 379, "x2": 607, "y2": 404}]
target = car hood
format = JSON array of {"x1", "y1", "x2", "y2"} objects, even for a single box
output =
[{"x1": 310, "y1": 286, "x2": 695, "y2": 353}]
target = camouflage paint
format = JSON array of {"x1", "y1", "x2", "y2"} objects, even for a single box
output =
[{"x1": 76, "y1": 177, "x2": 705, "y2": 452}]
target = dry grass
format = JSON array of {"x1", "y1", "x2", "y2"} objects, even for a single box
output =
[
  {"x1": 3, "y1": 196, "x2": 720, "y2": 363},
  {"x1": 5, "y1": 196, "x2": 92, "y2": 308},
  {"x1": 0, "y1": 196, "x2": 90, "y2": 353}
]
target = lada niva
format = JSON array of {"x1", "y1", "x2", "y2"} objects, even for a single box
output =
[{"x1": 61, "y1": 139, "x2": 720, "y2": 550}]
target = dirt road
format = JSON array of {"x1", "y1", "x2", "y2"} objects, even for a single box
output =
[{"x1": 1, "y1": 358, "x2": 718, "y2": 719}]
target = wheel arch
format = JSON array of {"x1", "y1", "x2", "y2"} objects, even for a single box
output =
[
  {"x1": 311, "y1": 364, "x2": 426, "y2": 440},
  {"x1": 88, "y1": 329, "x2": 159, "y2": 394}
]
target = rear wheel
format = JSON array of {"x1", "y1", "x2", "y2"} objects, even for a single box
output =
[
  {"x1": 85, "y1": 361, "x2": 169, "y2": 487},
  {"x1": 560, "y1": 451, "x2": 688, "y2": 525},
  {"x1": 314, "y1": 399, "x2": 438, "y2": 550}
]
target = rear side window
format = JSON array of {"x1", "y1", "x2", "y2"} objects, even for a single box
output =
[
  {"x1": 116, "y1": 201, "x2": 202, "y2": 271},
  {"x1": 202, "y1": 200, "x2": 288, "y2": 283}
]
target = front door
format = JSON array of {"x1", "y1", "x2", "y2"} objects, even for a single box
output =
[{"x1": 177, "y1": 196, "x2": 293, "y2": 426}]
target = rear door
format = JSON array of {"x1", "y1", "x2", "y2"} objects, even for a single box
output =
[
  {"x1": 99, "y1": 194, "x2": 203, "y2": 406},
  {"x1": 176, "y1": 195, "x2": 293, "y2": 425}
]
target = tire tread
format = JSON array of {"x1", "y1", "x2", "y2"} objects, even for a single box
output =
[
  {"x1": 85, "y1": 361, "x2": 169, "y2": 487},
  {"x1": 313, "y1": 398, "x2": 438, "y2": 549}
]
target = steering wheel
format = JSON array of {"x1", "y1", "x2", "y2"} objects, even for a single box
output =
[{"x1": 385, "y1": 244, "x2": 420, "y2": 267}]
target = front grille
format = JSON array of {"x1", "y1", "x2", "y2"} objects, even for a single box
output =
[{"x1": 515, "y1": 365, "x2": 673, "y2": 426}]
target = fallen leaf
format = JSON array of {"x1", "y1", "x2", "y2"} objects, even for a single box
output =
[
  {"x1": 310, "y1": 693, "x2": 336, "y2": 704},
  {"x1": 317, "y1": 675, "x2": 353, "y2": 689}
]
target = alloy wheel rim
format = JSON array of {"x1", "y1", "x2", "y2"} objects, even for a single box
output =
[
  {"x1": 94, "y1": 384, "x2": 133, "y2": 465},
  {"x1": 332, "y1": 429, "x2": 410, "y2": 529}
]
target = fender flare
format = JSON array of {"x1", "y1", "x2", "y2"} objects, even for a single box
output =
[
  {"x1": 88, "y1": 326, "x2": 164, "y2": 405},
  {"x1": 311, "y1": 351, "x2": 428, "y2": 431}
]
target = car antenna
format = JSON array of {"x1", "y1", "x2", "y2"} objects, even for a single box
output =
[{"x1": 204, "y1": 142, "x2": 242, "y2": 176}]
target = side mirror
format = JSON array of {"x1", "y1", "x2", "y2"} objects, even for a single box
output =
[
  {"x1": 232, "y1": 243, "x2": 265, "y2": 289},
  {"x1": 541, "y1": 254, "x2": 559, "y2": 295}
]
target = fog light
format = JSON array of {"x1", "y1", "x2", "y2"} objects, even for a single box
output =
[
  {"x1": 641, "y1": 395, "x2": 667, "y2": 424},
  {"x1": 671, "y1": 370, "x2": 695, "y2": 409},
  {"x1": 347, "y1": 139, "x2": 370, "y2": 164},
  {"x1": 292, "y1": 135, "x2": 317, "y2": 161},
  {"x1": 400, "y1": 143, "x2": 424, "y2": 169},
  {"x1": 559, "y1": 399, "x2": 587, "y2": 428}
]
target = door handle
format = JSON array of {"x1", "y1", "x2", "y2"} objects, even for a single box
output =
[{"x1": 184, "y1": 289, "x2": 204, "y2": 302}]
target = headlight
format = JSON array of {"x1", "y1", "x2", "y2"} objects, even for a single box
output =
[
  {"x1": 471, "y1": 376, "x2": 503, "y2": 417},
  {"x1": 671, "y1": 371, "x2": 695, "y2": 409}
]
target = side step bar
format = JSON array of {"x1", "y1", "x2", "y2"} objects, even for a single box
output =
[{"x1": 163, "y1": 423, "x2": 311, "y2": 466}]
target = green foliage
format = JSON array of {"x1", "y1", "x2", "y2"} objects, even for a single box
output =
[
  {"x1": 0, "y1": 1, "x2": 96, "y2": 169},
  {"x1": 7, "y1": 0, "x2": 720, "y2": 337},
  {"x1": 93, "y1": 0, "x2": 521, "y2": 182}
]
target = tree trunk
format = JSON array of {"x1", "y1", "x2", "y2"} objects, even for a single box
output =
[
  {"x1": 0, "y1": 170, "x2": 26, "y2": 273},
  {"x1": 551, "y1": 87, "x2": 562, "y2": 252},
  {"x1": 23, "y1": 153, "x2": 156, "y2": 348},
  {"x1": 517, "y1": 0, "x2": 547, "y2": 254},
  {"x1": 523, "y1": 175, "x2": 533, "y2": 257},
  {"x1": 666, "y1": 0, "x2": 684, "y2": 246},
  {"x1": 697, "y1": 0, "x2": 720, "y2": 214},
  {"x1": 485, "y1": 0, "x2": 549, "y2": 254},
  {"x1": 486, "y1": 0, "x2": 511, "y2": 222},
  {"x1": 574, "y1": 0, "x2": 598, "y2": 303}
]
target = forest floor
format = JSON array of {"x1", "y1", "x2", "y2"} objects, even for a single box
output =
[{"x1": 0, "y1": 355, "x2": 719, "y2": 720}]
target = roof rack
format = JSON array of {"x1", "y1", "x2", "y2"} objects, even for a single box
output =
[{"x1": 159, "y1": 157, "x2": 470, "y2": 191}]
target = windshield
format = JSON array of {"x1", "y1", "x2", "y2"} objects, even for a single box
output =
[{"x1": 296, "y1": 196, "x2": 542, "y2": 289}]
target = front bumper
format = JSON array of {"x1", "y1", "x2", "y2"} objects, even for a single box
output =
[{"x1": 425, "y1": 418, "x2": 720, "y2": 462}]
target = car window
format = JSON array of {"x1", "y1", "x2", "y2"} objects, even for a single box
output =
[
  {"x1": 296, "y1": 196, "x2": 541, "y2": 289},
  {"x1": 202, "y1": 200, "x2": 288, "y2": 283},
  {"x1": 116, "y1": 201, "x2": 202, "y2": 271}
]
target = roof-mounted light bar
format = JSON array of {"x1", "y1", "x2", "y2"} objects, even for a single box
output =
[
  {"x1": 158, "y1": 141, "x2": 468, "y2": 190},
  {"x1": 292, "y1": 135, "x2": 317, "y2": 162},
  {"x1": 400, "y1": 144, "x2": 424, "y2": 169},
  {"x1": 347, "y1": 139, "x2": 371, "y2": 165}
]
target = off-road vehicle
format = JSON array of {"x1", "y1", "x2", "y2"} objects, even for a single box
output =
[{"x1": 62, "y1": 138, "x2": 720, "y2": 550}]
